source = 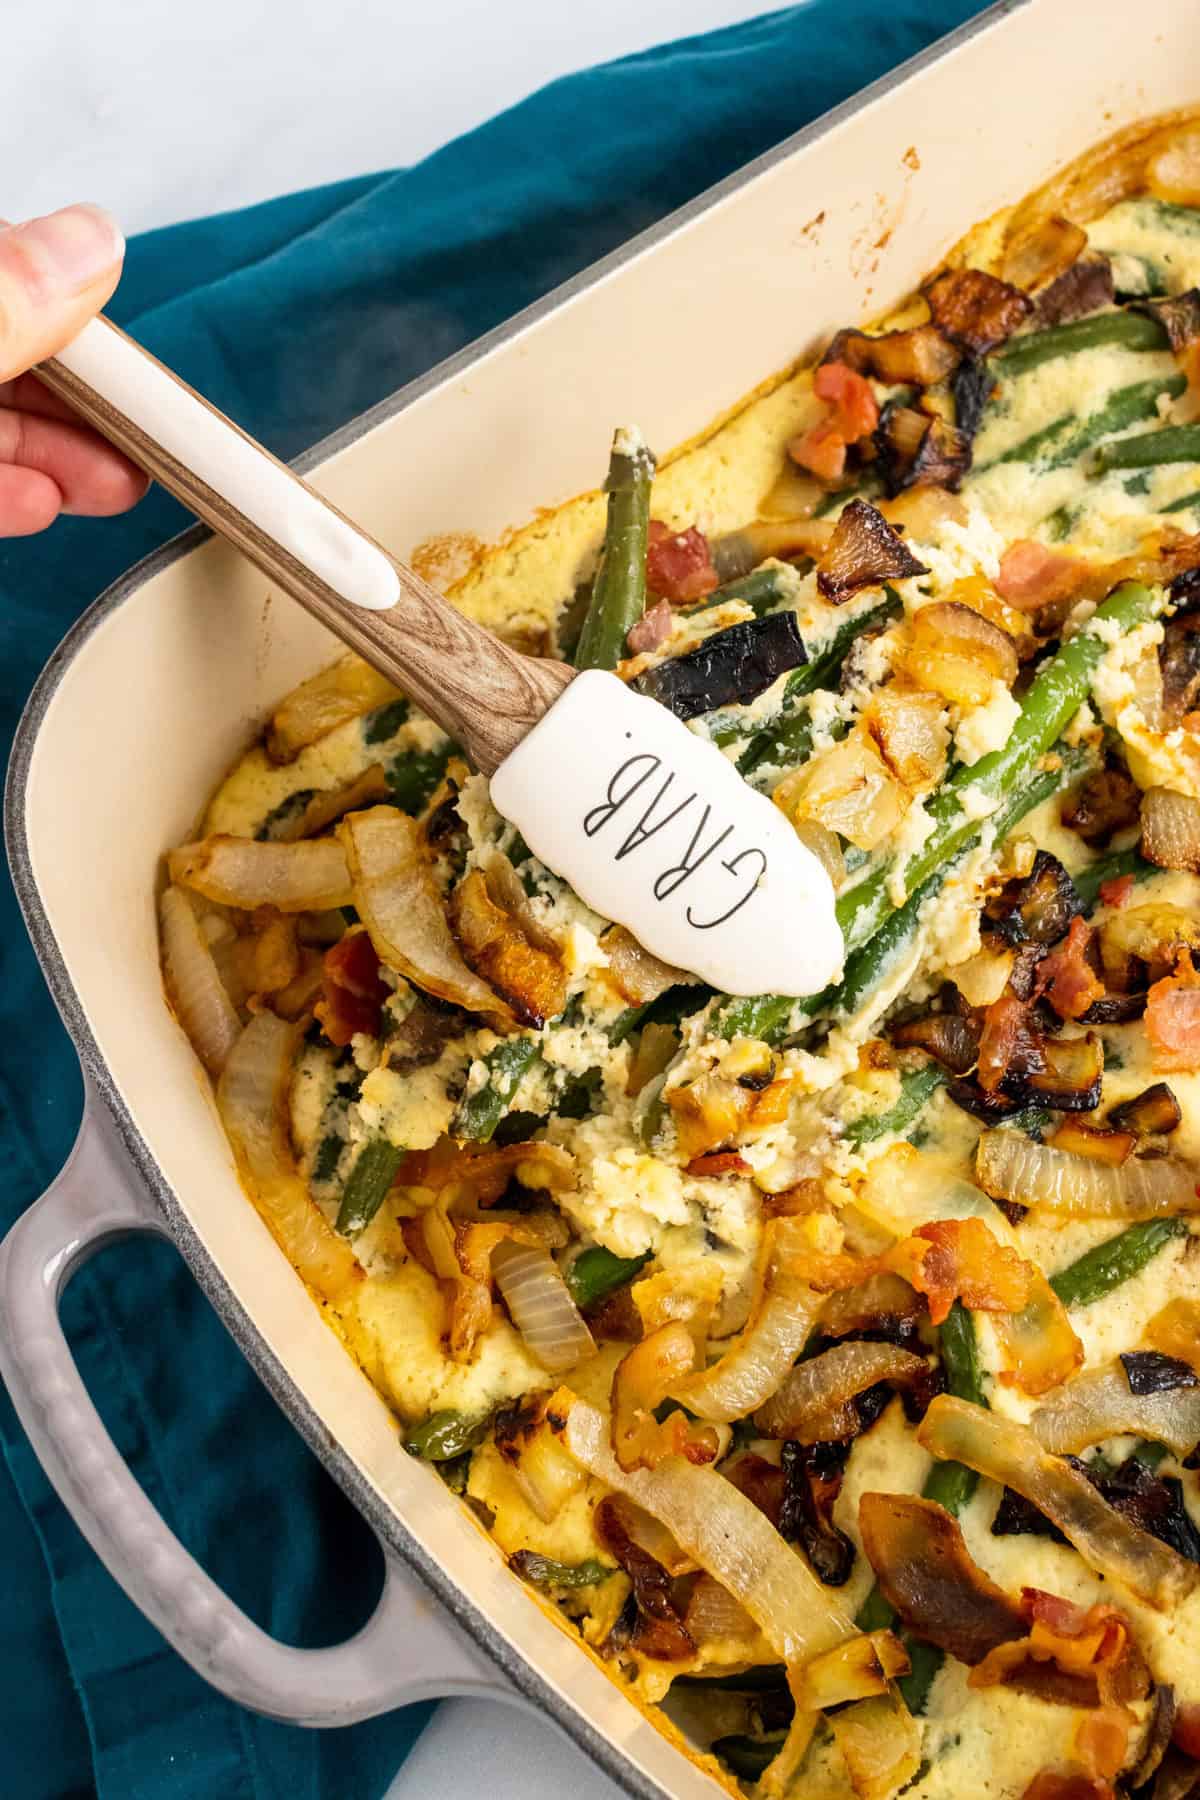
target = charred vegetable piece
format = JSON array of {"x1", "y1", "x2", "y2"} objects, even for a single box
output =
[
  {"x1": 1097, "y1": 1458, "x2": 1200, "y2": 1565},
  {"x1": 454, "y1": 1037, "x2": 541, "y2": 1143},
  {"x1": 510, "y1": 1552, "x2": 614, "y2": 1589},
  {"x1": 595, "y1": 1496, "x2": 694, "y2": 1661},
  {"x1": 1133, "y1": 287, "x2": 1200, "y2": 353},
  {"x1": 336, "y1": 1137, "x2": 405, "y2": 1236},
  {"x1": 1159, "y1": 612, "x2": 1200, "y2": 726},
  {"x1": 998, "y1": 306, "x2": 1166, "y2": 375},
  {"x1": 1122, "y1": 1351, "x2": 1200, "y2": 1396},
  {"x1": 779, "y1": 1439, "x2": 856, "y2": 1585},
  {"x1": 565, "y1": 1247, "x2": 652, "y2": 1311},
  {"x1": 1033, "y1": 254, "x2": 1116, "y2": 326},
  {"x1": 984, "y1": 851, "x2": 1084, "y2": 948},
  {"x1": 406, "y1": 1409, "x2": 492, "y2": 1462},
  {"x1": 632, "y1": 612, "x2": 807, "y2": 722},
  {"x1": 874, "y1": 400, "x2": 972, "y2": 496},
  {"x1": 843, "y1": 1065, "x2": 949, "y2": 1148},
  {"x1": 815, "y1": 499, "x2": 928, "y2": 603},
  {"x1": 1027, "y1": 1033, "x2": 1104, "y2": 1113},
  {"x1": 1049, "y1": 1218, "x2": 1190, "y2": 1308},
  {"x1": 1109, "y1": 1082, "x2": 1182, "y2": 1138},
  {"x1": 952, "y1": 356, "x2": 996, "y2": 442},
  {"x1": 1062, "y1": 765, "x2": 1142, "y2": 847},
  {"x1": 822, "y1": 324, "x2": 961, "y2": 386},
  {"x1": 574, "y1": 430, "x2": 656, "y2": 672},
  {"x1": 861, "y1": 1492, "x2": 1026, "y2": 1663},
  {"x1": 924, "y1": 267, "x2": 1033, "y2": 355},
  {"x1": 890, "y1": 1011, "x2": 981, "y2": 1076}
]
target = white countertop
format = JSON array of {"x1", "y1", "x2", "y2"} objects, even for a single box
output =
[{"x1": 7, "y1": 3, "x2": 764, "y2": 1791}]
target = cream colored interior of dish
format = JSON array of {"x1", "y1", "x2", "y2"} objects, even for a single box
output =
[{"x1": 21, "y1": 2, "x2": 1200, "y2": 1792}]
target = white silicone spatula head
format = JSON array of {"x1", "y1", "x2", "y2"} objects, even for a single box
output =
[{"x1": 35, "y1": 315, "x2": 843, "y2": 997}]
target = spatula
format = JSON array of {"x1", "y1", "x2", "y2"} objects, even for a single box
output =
[{"x1": 36, "y1": 315, "x2": 841, "y2": 997}]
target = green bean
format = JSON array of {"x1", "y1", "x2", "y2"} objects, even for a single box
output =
[
  {"x1": 1093, "y1": 423, "x2": 1200, "y2": 473},
  {"x1": 1163, "y1": 490, "x2": 1200, "y2": 514},
  {"x1": 452, "y1": 1037, "x2": 541, "y2": 1143},
  {"x1": 687, "y1": 563, "x2": 795, "y2": 619},
  {"x1": 1073, "y1": 846, "x2": 1153, "y2": 912},
  {"x1": 995, "y1": 309, "x2": 1167, "y2": 379},
  {"x1": 736, "y1": 591, "x2": 903, "y2": 774},
  {"x1": 564, "y1": 1247, "x2": 651, "y2": 1310},
  {"x1": 336, "y1": 1137, "x2": 405, "y2": 1236},
  {"x1": 842, "y1": 1064, "x2": 948, "y2": 1151},
  {"x1": 712, "y1": 1735, "x2": 787, "y2": 1781},
  {"x1": 405, "y1": 1409, "x2": 492, "y2": 1462},
  {"x1": 574, "y1": 432, "x2": 656, "y2": 671},
  {"x1": 509, "y1": 1552, "x2": 613, "y2": 1589},
  {"x1": 363, "y1": 697, "x2": 410, "y2": 743},
  {"x1": 982, "y1": 374, "x2": 1184, "y2": 471},
  {"x1": 859, "y1": 1304, "x2": 984, "y2": 1713},
  {"x1": 1049, "y1": 1218, "x2": 1190, "y2": 1309},
  {"x1": 713, "y1": 737, "x2": 1091, "y2": 1046}
]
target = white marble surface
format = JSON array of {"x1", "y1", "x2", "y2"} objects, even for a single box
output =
[{"x1": 11, "y1": 3, "x2": 767, "y2": 1792}]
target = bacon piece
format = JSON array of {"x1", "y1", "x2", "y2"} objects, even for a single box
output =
[
  {"x1": 595, "y1": 1494, "x2": 695, "y2": 1661},
  {"x1": 1099, "y1": 873, "x2": 1135, "y2": 910},
  {"x1": 685, "y1": 1150, "x2": 753, "y2": 1179},
  {"x1": 996, "y1": 540, "x2": 1089, "y2": 611},
  {"x1": 973, "y1": 1588, "x2": 1149, "y2": 1712},
  {"x1": 626, "y1": 597, "x2": 674, "y2": 654},
  {"x1": 815, "y1": 361, "x2": 880, "y2": 441},
  {"x1": 645, "y1": 520, "x2": 719, "y2": 605},
  {"x1": 977, "y1": 993, "x2": 1045, "y2": 1093},
  {"x1": 315, "y1": 926, "x2": 389, "y2": 1045},
  {"x1": 1039, "y1": 917, "x2": 1105, "y2": 1021},
  {"x1": 1173, "y1": 1700, "x2": 1200, "y2": 1759},
  {"x1": 1146, "y1": 948, "x2": 1200, "y2": 1072},
  {"x1": 789, "y1": 414, "x2": 848, "y2": 482},
  {"x1": 887, "y1": 1218, "x2": 1032, "y2": 1326},
  {"x1": 925, "y1": 267, "x2": 1034, "y2": 354}
]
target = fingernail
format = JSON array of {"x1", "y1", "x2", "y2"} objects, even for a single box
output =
[{"x1": 9, "y1": 203, "x2": 124, "y2": 295}]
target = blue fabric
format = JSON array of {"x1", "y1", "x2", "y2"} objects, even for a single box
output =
[{"x1": 0, "y1": 4, "x2": 986, "y2": 1795}]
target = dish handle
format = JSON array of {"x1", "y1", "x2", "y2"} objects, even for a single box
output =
[{"x1": 0, "y1": 1091, "x2": 517, "y2": 1726}]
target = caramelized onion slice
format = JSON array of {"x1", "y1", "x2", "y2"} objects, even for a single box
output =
[
  {"x1": 755, "y1": 1341, "x2": 926, "y2": 1441},
  {"x1": 860, "y1": 1492, "x2": 1026, "y2": 1662},
  {"x1": 491, "y1": 1240, "x2": 595, "y2": 1374},
  {"x1": 904, "y1": 602, "x2": 1018, "y2": 708},
  {"x1": 774, "y1": 732, "x2": 907, "y2": 853},
  {"x1": 267, "y1": 654, "x2": 403, "y2": 762},
  {"x1": 169, "y1": 836, "x2": 352, "y2": 912},
  {"x1": 976, "y1": 1131, "x2": 1199, "y2": 1221},
  {"x1": 217, "y1": 1011, "x2": 360, "y2": 1302},
  {"x1": 816, "y1": 499, "x2": 927, "y2": 604},
  {"x1": 1001, "y1": 216, "x2": 1088, "y2": 295},
  {"x1": 1030, "y1": 1363, "x2": 1200, "y2": 1459},
  {"x1": 339, "y1": 807, "x2": 512, "y2": 1024},
  {"x1": 160, "y1": 885, "x2": 242, "y2": 1076},
  {"x1": 1142, "y1": 788, "x2": 1200, "y2": 874},
  {"x1": 670, "y1": 1219, "x2": 824, "y2": 1423},
  {"x1": 829, "y1": 1691, "x2": 921, "y2": 1800},
  {"x1": 561, "y1": 1396, "x2": 857, "y2": 1665},
  {"x1": 602, "y1": 925, "x2": 694, "y2": 1005},
  {"x1": 917, "y1": 1396, "x2": 1199, "y2": 1609}
]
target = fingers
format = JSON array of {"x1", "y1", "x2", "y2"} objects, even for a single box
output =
[
  {"x1": 0, "y1": 407, "x2": 148, "y2": 516},
  {"x1": 0, "y1": 464, "x2": 66, "y2": 535},
  {"x1": 0, "y1": 204, "x2": 125, "y2": 383}
]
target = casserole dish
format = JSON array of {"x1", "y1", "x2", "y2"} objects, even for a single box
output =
[{"x1": 4, "y1": 1, "x2": 1200, "y2": 1793}]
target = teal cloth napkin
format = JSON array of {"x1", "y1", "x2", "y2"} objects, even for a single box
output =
[{"x1": 0, "y1": 4, "x2": 986, "y2": 1795}]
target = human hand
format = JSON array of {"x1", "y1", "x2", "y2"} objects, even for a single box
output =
[{"x1": 0, "y1": 204, "x2": 148, "y2": 536}]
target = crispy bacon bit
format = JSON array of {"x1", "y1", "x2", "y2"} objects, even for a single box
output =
[
  {"x1": 1039, "y1": 917, "x2": 1105, "y2": 1021},
  {"x1": 822, "y1": 324, "x2": 960, "y2": 387},
  {"x1": 888, "y1": 1218, "x2": 1032, "y2": 1326},
  {"x1": 924, "y1": 267, "x2": 1034, "y2": 354},
  {"x1": 973, "y1": 1588, "x2": 1149, "y2": 1712},
  {"x1": 788, "y1": 362, "x2": 881, "y2": 482},
  {"x1": 1147, "y1": 949, "x2": 1200, "y2": 1072},
  {"x1": 1035, "y1": 255, "x2": 1116, "y2": 328},
  {"x1": 685, "y1": 1150, "x2": 753, "y2": 1179},
  {"x1": 315, "y1": 926, "x2": 388, "y2": 1045},
  {"x1": 645, "y1": 520, "x2": 719, "y2": 605},
  {"x1": 996, "y1": 540, "x2": 1089, "y2": 611},
  {"x1": 815, "y1": 499, "x2": 928, "y2": 603},
  {"x1": 627, "y1": 597, "x2": 674, "y2": 655},
  {"x1": 977, "y1": 994, "x2": 1046, "y2": 1093},
  {"x1": 1099, "y1": 873, "x2": 1135, "y2": 909},
  {"x1": 789, "y1": 413, "x2": 848, "y2": 482},
  {"x1": 595, "y1": 1495, "x2": 695, "y2": 1662}
]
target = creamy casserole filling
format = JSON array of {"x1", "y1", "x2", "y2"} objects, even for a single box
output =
[{"x1": 161, "y1": 112, "x2": 1200, "y2": 1800}]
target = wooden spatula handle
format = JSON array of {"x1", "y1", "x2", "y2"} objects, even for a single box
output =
[{"x1": 36, "y1": 317, "x2": 572, "y2": 773}]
